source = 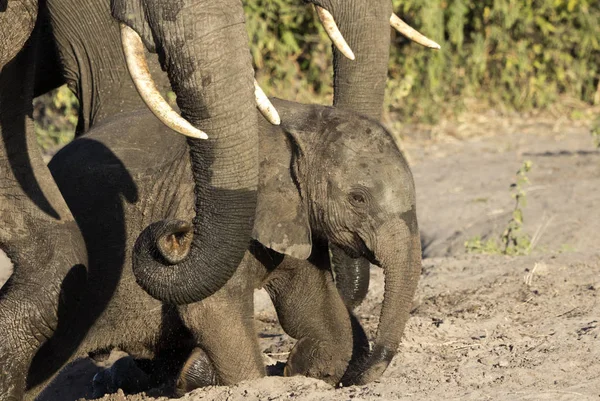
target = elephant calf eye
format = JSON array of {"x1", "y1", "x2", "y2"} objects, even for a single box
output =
[{"x1": 349, "y1": 192, "x2": 366, "y2": 205}]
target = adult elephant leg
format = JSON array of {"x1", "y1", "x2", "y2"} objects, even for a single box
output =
[
  {"x1": 176, "y1": 257, "x2": 264, "y2": 392},
  {"x1": 112, "y1": 0, "x2": 259, "y2": 304},
  {"x1": 0, "y1": 24, "x2": 86, "y2": 401}
]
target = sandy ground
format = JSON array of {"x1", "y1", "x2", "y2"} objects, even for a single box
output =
[{"x1": 2, "y1": 114, "x2": 599, "y2": 400}]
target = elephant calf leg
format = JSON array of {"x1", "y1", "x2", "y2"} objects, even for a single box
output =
[{"x1": 264, "y1": 255, "x2": 358, "y2": 386}]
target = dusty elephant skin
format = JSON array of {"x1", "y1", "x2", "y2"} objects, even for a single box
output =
[
  {"x1": 90, "y1": 121, "x2": 598, "y2": 401},
  {"x1": 0, "y1": 0, "x2": 431, "y2": 398},
  {"x1": 1, "y1": 0, "x2": 259, "y2": 398},
  {"x1": 0, "y1": 5, "x2": 87, "y2": 401},
  {"x1": 40, "y1": 99, "x2": 420, "y2": 397}
]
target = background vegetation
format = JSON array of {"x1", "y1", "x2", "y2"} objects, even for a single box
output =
[{"x1": 35, "y1": 0, "x2": 600, "y2": 149}]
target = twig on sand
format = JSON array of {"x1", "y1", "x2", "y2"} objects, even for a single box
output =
[{"x1": 527, "y1": 214, "x2": 555, "y2": 253}]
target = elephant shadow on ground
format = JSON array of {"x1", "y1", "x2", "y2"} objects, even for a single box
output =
[{"x1": 27, "y1": 138, "x2": 138, "y2": 397}]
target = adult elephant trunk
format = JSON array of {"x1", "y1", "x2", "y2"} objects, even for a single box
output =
[
  {"x1": 113, "y1": 0, "x2": 258, "y2": 305},
  {"x1": 316, "y1": 0, "x2": 392, "y2": 119},
  {"x1": 341, "y1": 210, "x2": 422, "y2": 385}
]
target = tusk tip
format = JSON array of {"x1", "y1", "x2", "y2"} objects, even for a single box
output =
[
  {"x1": 337, "y1": 46, "x2": 355, "y2": 61},
  {"x1": 184, "y1": 129, "x2": 209, "y2": 140},
  {"x1": 389, "y1": 13, "x2": 441, "y2": 51},
  {"x1": 262, "y1": 108, "x2": 281, "y2": 125}
]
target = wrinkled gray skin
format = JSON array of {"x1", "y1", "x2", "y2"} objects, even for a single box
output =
[
  {"x1": 123, "y1": 0, "x2": 395, "y2": 309},
  {"x1": 1, "y1": 0, "x2": 258, "y2": 398},
  {"x1": 48, "y1": 99, "x2": 421, "y2": 395},
  {"x1": 1, "y1": 0, "x2": 397, "y2": 398},
  {"x1": 0, "y1": 3, "x2": 87, "y2": 400}
]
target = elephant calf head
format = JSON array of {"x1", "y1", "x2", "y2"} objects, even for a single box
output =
[{"x1": 254, "y1": 99, "x2": 422, "y2": 385}]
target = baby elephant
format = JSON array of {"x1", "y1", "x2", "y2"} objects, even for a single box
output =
[
  {"x1": 47, "y1": 99, "x2": 420, "y2": 396},
  {"x1": 133, "y1": 98, "x2": 422, "y2": 390}
]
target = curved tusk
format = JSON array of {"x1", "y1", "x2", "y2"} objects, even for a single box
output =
[
  {"x1": 254, "y1": 80, "x2": 281, "y2": 125},
  {"x1": 390, "y1": 14, "x2": 441, "y2": 50},
  {"x1": 315, "y1": 6, "x2": 355, "y2": 61},
  {"x1": 120, "y1": 23, "x2": 208, "y2": 140}
]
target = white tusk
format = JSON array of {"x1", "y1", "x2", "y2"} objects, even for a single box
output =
[
  {"x1": 120, "y1": 23, "x2": 208, "y2": 140},
  {"x1": 254, "y1": 80, "x2": 281, "y2": 125},
  {"x1": 315, "y1": 6, "x2": 355, "y2": 61},
  {"x1": 390, "y1": 14, "x2": 441, "y2": 50}
]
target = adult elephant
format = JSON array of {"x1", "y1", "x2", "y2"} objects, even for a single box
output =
[
  {"x1": 114, "y1": 0, "x2": 438, "y2": 306},
  {"x1": 0, "y1": 4, "x2": 88, "y2": 400},
  {"x1": 1, "y1": 0, "x2": 270, "y2": 398}
]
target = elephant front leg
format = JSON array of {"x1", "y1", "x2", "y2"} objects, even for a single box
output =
[
  {"x1": 176, "y1": 283, "x2": 265, "y2": 392},
  {"x1": 174, "y1": 347, "x2": 217, "y2": 396},
  {"x1": 264, "y1": 253, "x2": 367, "y2": 386}
]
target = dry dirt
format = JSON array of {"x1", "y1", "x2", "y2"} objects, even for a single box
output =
[{"x1": 2, "y1": 114, "x2": 599, "y2": 400}]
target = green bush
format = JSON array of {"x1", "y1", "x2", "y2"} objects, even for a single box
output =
[
  {"x1": 245, "y1": 0, "x2": 600, "y2": 122},
  {"x1": 244, "y1": 0, "x2": 333, "y2": 103},
  {"x1": 34, "y1": 85, "x2": 78, "y2": 152},
  {"x1": 35, "y1": 0, "x2": 600, "y2": 148}
]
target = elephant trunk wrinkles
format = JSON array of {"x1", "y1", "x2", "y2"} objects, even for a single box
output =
[
  {"x1": 343, "y1": 215, "x2": 421, "y2": 385},
  {"x1": 128, "y1": 0, "x2": 258, "y2": 305}
]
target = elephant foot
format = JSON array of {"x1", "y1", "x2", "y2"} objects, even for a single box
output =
[
  {"x1": 284, "y1": 337, "x2": 348, "y2": 386},
  {"x1": 175, "y1": 347, "x2": 218, "y2": 396},
  {"x1": 339, "y1": 344, "x2": 396, "y2": 386},
  {"x1": 92, "y1": 356, "x2": 151, "y2": 398}
]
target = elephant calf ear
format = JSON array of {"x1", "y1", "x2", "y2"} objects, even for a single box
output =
[{"x1": 252, "y1": 149, "x2": 312, "y2": 260}]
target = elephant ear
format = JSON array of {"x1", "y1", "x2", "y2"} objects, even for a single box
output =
[{"x1": 252, "y1": 131, "x2": 312, "y2": 259}]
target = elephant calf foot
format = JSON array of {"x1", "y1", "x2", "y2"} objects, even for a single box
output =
[
  {"x1": 175, "y1": 347, "x2": 218, "y2": 396},
  {"x1": 284, "y1": 337, "x2": 349, "y2": 386}
]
